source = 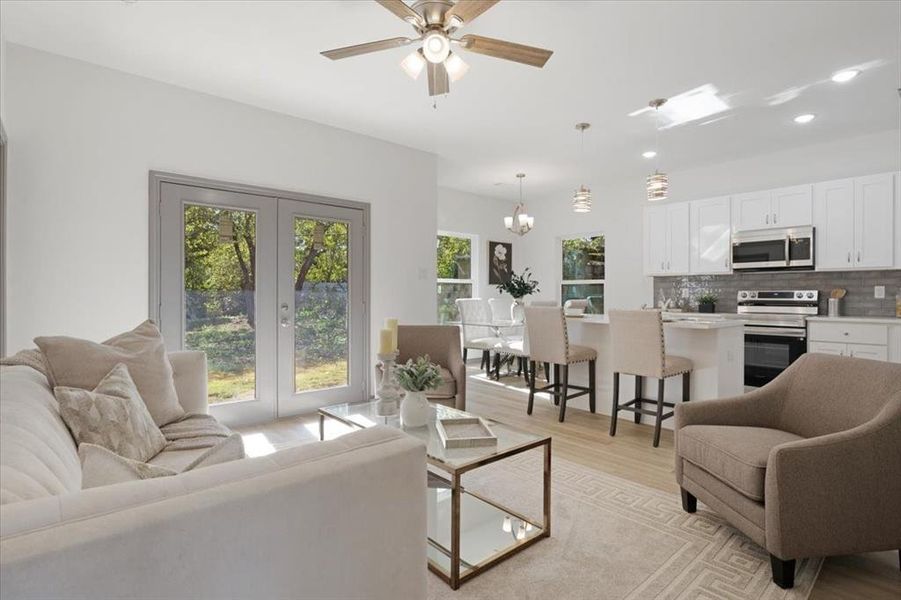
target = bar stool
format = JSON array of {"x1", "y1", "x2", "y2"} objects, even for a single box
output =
[
  {"x1": 523, "y1": 306, "x2": 597, "y2": 422},
  {"x1": 608, "y1": 309, "x2": 692, "y2": 447}
]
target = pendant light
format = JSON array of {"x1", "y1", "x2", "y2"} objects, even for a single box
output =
[
  {"x1": 646, "y1": 98, "x2": 668, "y2": 202},
  {"x1": 504, "y1": 173, "x2": 534, "y2": 236},
  {"x1": 572, "y1": 122, "x2": 592, "y2": 213}
]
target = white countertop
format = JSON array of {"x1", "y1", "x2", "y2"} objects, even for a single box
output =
[
  {"x1": 567, "y1": 314, "x2": 744, "y2": 330},
  {"x1": 807, "y1": 316, "x2": 900, "y2": 325}
]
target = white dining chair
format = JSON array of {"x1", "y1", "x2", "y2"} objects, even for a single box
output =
[{"x1": 455, "y1": 298, "x2": 504, "y2": 377}]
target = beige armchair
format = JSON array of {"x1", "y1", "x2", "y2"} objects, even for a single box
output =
[
  {"x1": 674, "y1": 353, "x2": 901, "y2": 589},
  {"x1": 396, "y1": 325, "x2": 466, "y2": 411}
]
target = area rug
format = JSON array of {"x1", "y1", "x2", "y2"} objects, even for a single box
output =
[{"x1": 427, "y1": 450, "x2": 821, "y2": 600}]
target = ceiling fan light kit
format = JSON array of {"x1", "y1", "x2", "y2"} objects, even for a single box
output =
[
  {"x1": 572, "y1": 122, "x2": 592, "y2": 213},
  {"x1": 321, "y1": 1, "x2": 553, "y2": 97},
  {"x1": 646, "y1": 98, "x2": 669, "y2": 202}
]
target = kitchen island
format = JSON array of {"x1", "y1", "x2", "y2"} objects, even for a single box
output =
[{"x1": 559, "y1": 314, "x2": 745, "y2": 428}]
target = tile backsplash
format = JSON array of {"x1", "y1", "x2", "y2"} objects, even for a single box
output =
[{"x1": 653, "y1": 270, "x2": 901, "y2": 317}]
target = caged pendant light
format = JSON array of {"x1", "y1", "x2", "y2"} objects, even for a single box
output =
[
  {"x1": 646, "y1": 98, "x2": 669, "y2": 202},
  {"x1": 572, "y1": 122, "x2": 592, "y2": 213}
]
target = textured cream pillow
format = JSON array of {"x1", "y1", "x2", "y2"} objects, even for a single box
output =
[
  {"x1": 55, "y1": 363, "x2": 167, "y2": 462},
  {"x1": 79, "y1": 444, "x2": 176, "y2": 489},
  {"x1": 36, "y1": 320, "x2": 184, "y2": 426}
]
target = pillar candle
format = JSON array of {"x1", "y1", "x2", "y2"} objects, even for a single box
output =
[
  {"x1": 385, "y1": 318, "x2": 398, "y2": 351},
  {"x1": 378, "y1": 328, "x2": 394, "y2": 355}
]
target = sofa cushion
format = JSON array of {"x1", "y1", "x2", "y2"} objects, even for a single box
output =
[
  {"x1": 678, "y1": 425, "x2": 804, "y2": 501},
  {"x1": 55, "y1": 363, "x2": 167, "y2": 462},
  {"x1": 79, "y1": 443, "x2": 176, "y2": 489},
  {"x1": 0, "y1": 366, "x2": 81, "y2": 504},
  {"x1": 35, "y1": 320, "x2": 184, "y2": 426}
]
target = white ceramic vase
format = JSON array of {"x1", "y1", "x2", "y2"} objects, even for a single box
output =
[
  {"x1": 400, "y1": 390, "x2": 430, "y2": 428},
  {"x1": 510, "y1": 298, "x2": 525, "y2": 323}
]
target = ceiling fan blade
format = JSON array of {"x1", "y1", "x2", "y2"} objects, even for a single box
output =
[
  {"x1": 375, "y1": 0, "x2": 424, "y2": 27},
  {"x1": 459, "y1": 34, "x2": 553, "y2": 68},
  {"x1": 427, "y1": 61, "x2": 450, "y2": 96},
  {"x1": 321, "y1": 37, "x2": 413, "y2": 60},
  {"x1": 444, "y1": 0, "x2": 499, "y2": 27}
]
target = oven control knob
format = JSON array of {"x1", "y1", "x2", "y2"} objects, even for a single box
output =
[
  {"x1": 806, "y1": 292, "x2": 814, "y2": 299},
  {"x1": 796, "y1": 292, "x2": 803, "y2": 299},
  {"x1": 750, "y1": 292, "x2": 757, "y2": 298},
  {"x1": 740, "y1": 292, "x2": 748, "y2": 299}
]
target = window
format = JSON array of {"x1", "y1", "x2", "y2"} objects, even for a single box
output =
[
  {"x1": 561, "y1": 234, "x2": 605, "y2": 314},
  {"x1": 436, "y1": 232, "x2": 475, "y2": 323}
]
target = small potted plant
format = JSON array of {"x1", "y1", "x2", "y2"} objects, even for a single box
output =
[
  {"x1": 697, "y1": 292, "x2": 718, "y2": 314},
  {"x1": 496, "y1": 268, "x2": 541, "y2": 322},
  {"x1": 394, "y1": 355, "x2": 443, "y2": 428}
]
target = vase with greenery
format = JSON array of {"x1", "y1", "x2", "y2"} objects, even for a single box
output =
[
  {"x1": 697, "y1": 292, "x2": 718, "y2": 314},
  {"x1": 395, "y1": 355, "x2": 442, "y2": 427},
  {"x1": 496, "y1": 268, "x2": 541, "y2": 322}
]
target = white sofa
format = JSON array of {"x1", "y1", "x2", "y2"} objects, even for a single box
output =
[{"x1": 0, "y1": 352, "x2": 427, "y2": 600}]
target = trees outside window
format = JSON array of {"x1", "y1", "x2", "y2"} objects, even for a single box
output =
[{"x1": 561, "y1": 234, "x2": 605, "y2": 314}]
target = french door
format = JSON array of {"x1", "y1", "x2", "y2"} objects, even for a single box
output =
[{"x1": 157, "y1": 181, "x2": 367, "y2": 425}]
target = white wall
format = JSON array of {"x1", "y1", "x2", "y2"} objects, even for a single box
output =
[
  {"x1": 519, "y1": 129, "x2": 901, "y2": 311},
  {"x1": 437, "y1": 187, "x2": 520, "y2": 305},
  {"x1": 0, "y1": 34, "x2": 7, "y2": 125},
  {"x1": 4, "y1": 45, "x2": 438, "y2": 358}
]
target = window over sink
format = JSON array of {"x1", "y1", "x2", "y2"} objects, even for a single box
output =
[{"x1": 560, "y1": 234, "x2": 605, "y2": 314}]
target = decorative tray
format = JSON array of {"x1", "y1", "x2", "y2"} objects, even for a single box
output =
[{"x1": 436, "y1": 417, "x2": 497, "y2": 449}]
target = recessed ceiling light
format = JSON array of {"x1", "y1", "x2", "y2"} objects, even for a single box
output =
[
  {"x1": 642, "y1": 151, "x2": 657, "y2": 159},
  {"x1": 793, "y1": 113, "x2": 816, "y2": 124},
  {"x1": 831, "y1": 70, "x2": 860, "y2": 83}
]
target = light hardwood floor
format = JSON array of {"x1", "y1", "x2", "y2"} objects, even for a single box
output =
[{"x1": 238, "y1": 366, "x2": 900, "y2": 599}]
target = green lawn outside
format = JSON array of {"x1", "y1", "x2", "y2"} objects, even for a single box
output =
[{"x1": 206, "y1": 359, "x2": 348, "y2": 403}]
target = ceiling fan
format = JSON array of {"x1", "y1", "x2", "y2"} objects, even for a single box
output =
[{"x1": 320, "y1": 0, "x2": 553, "y2": 96}]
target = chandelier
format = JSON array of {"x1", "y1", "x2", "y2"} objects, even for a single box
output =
[
  {"x1": 572, "y1": 123, "x2": 592, "y2": 213},
  {"x1": 504, "y1": 173, "x2": 534, "y2": 236},
  {"x1": 647, "y1": 98, "x2": 668, "y2": 201}
]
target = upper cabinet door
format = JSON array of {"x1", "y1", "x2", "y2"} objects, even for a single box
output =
[
  {"x1": 854, "y1": 173, "x2": 895, "y2": 268},
  {"x1": 813, "y1": 179, "x2": 854, "y2": 269},
  {"x1": 690, "y1": 196, "x2": 731, "y2": 273},
  {"x1": 644, "y1": 206, "x2": 668, "y2": 275},
  {"x1": 732, "y1": 191, "x2": 771, "y2": 231},
  {"x1": 772, "y1": 184, "x2": 813, "y2": 228},
  {"x1": 667, "y1": 203, "x2": 691, "y2": 274}
]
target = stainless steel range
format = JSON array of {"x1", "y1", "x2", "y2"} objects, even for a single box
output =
[{"x1": 737, "y1": 290, "x2": 819, "y2": 387}]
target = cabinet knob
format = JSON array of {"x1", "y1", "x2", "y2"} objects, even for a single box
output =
[
  {"x1": 857, "y1": 250, "x2": 861, "y2": 263},
  {"x1": 765, "y1": 214, "x2": 769, "y2": 225},
  {"x1": 847, "y1": 251, "x2": 851, "y2": 263},
  {"x1": 773, "y1": 213, "x2": 777, "y2": 224},
  {"x1": 843, "y1": 332, "x2": 849, "y2": 336}
]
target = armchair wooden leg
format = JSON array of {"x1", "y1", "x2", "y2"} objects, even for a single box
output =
[
  {"x1": 609, "y1": 372, "x2": 620, "y2": 436},
  {"x1": 770, "y1": 555, "x2": 796, "y2": 589},
  {"x1": 680, "y1": 488, "x2": 697, "y2": 513},
  {"x1": 634, "y1": 376, "x2": 643, "y2": 424},
  {"x1": 653, "y1": 378, "x2": 665, "y2": 447},
  {"x1": 527, "y1": 360, "x2": 537, "y2": 415},
  {"x1": 558, "y1": 365, "x2": 569, "y2": 422},
  {"x1": 588, "y1": 359, "x2": 596, "y2": 413}
]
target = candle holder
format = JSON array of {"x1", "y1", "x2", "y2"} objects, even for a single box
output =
[{"x1": 376, "y1": 351, "x2": 402, "y2": 416}]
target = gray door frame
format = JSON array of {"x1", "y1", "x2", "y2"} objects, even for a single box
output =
[
  {"x1": 0, "y1": 121, "x2": 7, "y2": 357},
  {"x1": 148, "y1": 171, "x2": 371, "y2": 419}
]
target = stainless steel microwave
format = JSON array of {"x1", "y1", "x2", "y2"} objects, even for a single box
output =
[{"x1": 731, "y1": 226, "x2": 814, "y2": 271}]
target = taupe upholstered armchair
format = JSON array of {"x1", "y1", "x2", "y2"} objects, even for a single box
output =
[
  {"x1": 674, "y1": 353, "x2": 901, "y2": 589},
  {"x1": 395, "y1": 325, "x2": 466, "y2": 411}
]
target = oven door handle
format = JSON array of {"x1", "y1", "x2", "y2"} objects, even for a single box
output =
[
  {"x1": 744, "y1": 326, "x2": 807, "y2": 338},
  {"x1": 785, "y1": 235, "x2": 791, "y2": 267}
]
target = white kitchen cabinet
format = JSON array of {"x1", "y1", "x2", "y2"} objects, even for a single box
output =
[
  {"x1": 854, "y1": 173, "x2": 894, "y2": 268},
  {"x1": 644, "y1": 204, "x2": 689, "y2": 275},
  {"x1": 808, "y1": 320, "x2": 893, "y2": 363},
  {"x1": 847, "y1": 343, "x2": 888, "y2": 361},
  {"x1": 690, "y1": 196, "x2": 732, "y2": 274},
  {"x1": 732, "y1": 185, "x2": 812, "y2": 231},
  {"x1": 808, "y1": 341, "x2": 846, "y2": 356},
  {"x1": 813, "y1": 178, "x2": 855, "y2": 269}
]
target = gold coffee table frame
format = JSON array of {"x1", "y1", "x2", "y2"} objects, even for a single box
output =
[{"x1": 318, "y1": 403, "x2": 551, "y2": 590}]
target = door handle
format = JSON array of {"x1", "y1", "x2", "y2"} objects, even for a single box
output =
[{"x1": 281, "y1": 317, "x2": 290, "y2": 328}]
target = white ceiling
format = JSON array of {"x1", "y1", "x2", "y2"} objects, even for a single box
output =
[{"x1": 1, "y1": 1, "x2": 899, "y2": 201}]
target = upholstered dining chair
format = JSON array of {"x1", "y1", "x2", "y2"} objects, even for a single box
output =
[
  {"x1": 393, "y1": 325, "x2": 466, "y2": 411},
  {"x1": 674, "y1": 354, "x2": 901, "y2": 589},
  {"x1": 608, "y1": 309, "x2": 693, "y2": 447},
  {"x1": 455, "y1": 298, "x2": 504, "y2": 377},
  {"x1": 523, "y1": 306, "x2": 596, "y2": 422}
]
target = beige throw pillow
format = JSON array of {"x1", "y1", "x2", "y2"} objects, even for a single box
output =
[
  {"x1": 55, "y1": 363, "x2": 167, "y2": 462},
  {"x1": 36, "y1": 320, "x2": 184, "y2": 426},
  {"x1": 79, "y1": 444, "x2": 176, "y2": 489}
]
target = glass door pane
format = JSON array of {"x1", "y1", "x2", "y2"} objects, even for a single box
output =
[
  {"x1": 278, "y1": 198, "x2": 366, "y2": 416},
  {"x1": 293, "y1": 217, "x2": 349, "y2": 393}
]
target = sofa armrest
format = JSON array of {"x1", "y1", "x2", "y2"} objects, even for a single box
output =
[
  {"x1": 168, "y1": 351, "x2": 208, "y2": 414},
  {"x1": 674, "y1": 384, "x2": 784, "y2": 431},
  {"x1": 764, "y1": 396, "x2": 901, "y2": 559},
  {"x1": 0, "y1": 426, "x2": 427, "y2": 600}
]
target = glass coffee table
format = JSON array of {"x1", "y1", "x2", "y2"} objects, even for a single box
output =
[{"x1": 318, "y1": 402, "x2": 551, "y2": 590}]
